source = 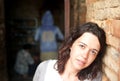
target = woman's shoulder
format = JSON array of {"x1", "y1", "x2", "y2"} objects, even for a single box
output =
[
  {"x1": 41, "y1": 59, "x2": 57, "y2": 64},
  {"x1": 38, "y1": 59, "x2": 57, "y2": 68},
  {"x1": 34, "y1": 59, "x2": 57, "y2": 75},
  {"x1": 33, "y1": 60, "x2": 57, "y2": 81}
]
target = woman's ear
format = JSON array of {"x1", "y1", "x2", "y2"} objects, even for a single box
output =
[
  {"x1": 69, "y1": 46, "x2": 71, "y2": 51},
  {"x1": 69, "y1": 46, "x2": 71, "y2": 50}
]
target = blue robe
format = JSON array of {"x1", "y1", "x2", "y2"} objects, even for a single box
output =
[{"x1": 34, "y1": 10, "x2": 64, "y2": 53}]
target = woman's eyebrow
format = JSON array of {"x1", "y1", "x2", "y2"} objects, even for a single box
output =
[
  {"x1": 79, "y1": 42, "x2": 87, "y2": 46},
  {"x1": 92, "y1": 49, "x2": 99, "y2": 52}
]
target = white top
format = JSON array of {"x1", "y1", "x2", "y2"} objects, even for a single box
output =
[
  {"x1": 33, "y1": 60, "x2": 102, "y2": 81},
  {"x1": 14, "y1": 49, "x2": 34, "y2": 75}
]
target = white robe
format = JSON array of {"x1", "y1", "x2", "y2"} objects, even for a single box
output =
[{"x1": 33, "y1": 60, "x2": 102, "y2": 81}]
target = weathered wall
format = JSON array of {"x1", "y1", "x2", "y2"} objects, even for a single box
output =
[
  {"x1": 0, "y1": 0, "x2": 8, "y2": 81},
  {"x1": 86, "y1": 0, "x2": 120, "y2": 81},
  {"x1": 70, "y1": 0, "x2": 86, "y2": 28}
]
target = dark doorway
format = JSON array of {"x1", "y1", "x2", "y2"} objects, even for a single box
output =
[{"x1": 4, "y1": 0, "x2": 64, "y2": 81}]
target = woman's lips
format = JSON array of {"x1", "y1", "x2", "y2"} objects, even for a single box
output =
[{"x1": 77, "y1": 59, "x2": 86, "y2": 66}]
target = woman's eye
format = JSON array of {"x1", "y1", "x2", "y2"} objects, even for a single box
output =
[
  {"x1": 79, "y1": 44, "x2": 85, "y2": 49},
  {"x1": 90, "y1": 50, "x2": 97, "y2": 55}
]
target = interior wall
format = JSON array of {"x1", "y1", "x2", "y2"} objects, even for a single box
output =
[
  {"x1": 0, "y1": 0, "x2": 8, "y2": 81},
  {"x1": 4, "y1": 0, "x2": 64, "y2": 32}
]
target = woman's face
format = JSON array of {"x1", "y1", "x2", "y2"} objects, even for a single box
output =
[{"x1": 69, "y1": 32, "x2": 100, "y2": 71}]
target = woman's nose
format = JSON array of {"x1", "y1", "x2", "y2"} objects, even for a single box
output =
[{"x1": 82, "y1": 49, "x2": 89, "y2": 59}]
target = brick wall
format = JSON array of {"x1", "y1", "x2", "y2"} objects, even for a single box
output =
[{"x1": 86, "y1": 0, "x2": 120, "y2": 81}]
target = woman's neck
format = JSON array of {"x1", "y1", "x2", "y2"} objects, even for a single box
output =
[{"x1": 60, "y1": 60, "x2": 79, "y2": 81}]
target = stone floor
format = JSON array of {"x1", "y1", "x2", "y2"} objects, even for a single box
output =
[
  {"x1": 8, "y1": 67, "x2": 36, "y2": 81},
  {"x1": 9, "y1": 72, "x2": 33, "y2": 81},
  {"x1": 11, "y1": 76, "x2": 33, "y2": 81}
]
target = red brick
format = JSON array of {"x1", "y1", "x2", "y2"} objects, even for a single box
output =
[
  {"x1": 106, "y1": 20, "x2": 120, "y2": 38},
  {"x1": 106, "y1": 34, "x2": 120, "y2": 52},
  {"x1": 102, "y1": 73, "x2": 110, "y2": 81},
  {"x1": 104, "y1": 66, "x2": 118, "y2": 81},
  {"x1": 103, "y1": 46, "x2": 120, "y2": 73},
  {"x1": 86, "y1": 0, "x2": 98, "y2": 5}
]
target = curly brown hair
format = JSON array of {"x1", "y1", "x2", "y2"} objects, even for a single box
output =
[{"x1": 56, "y1": 22, "x2": 107, "y2": 80}]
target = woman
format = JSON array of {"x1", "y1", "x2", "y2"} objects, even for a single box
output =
[{"x1": 33, "y1": 22, "x2": 107, "y2": 81}]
